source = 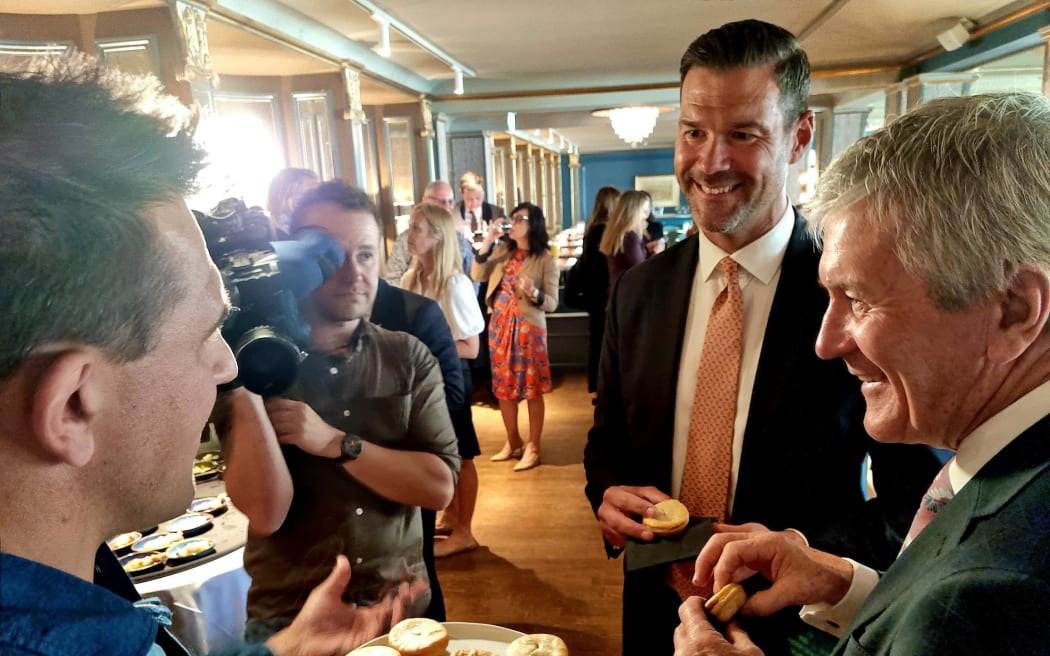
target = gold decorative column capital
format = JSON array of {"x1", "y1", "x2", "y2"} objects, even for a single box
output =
[
  {"x1": 170, "y1": 0, "x2": 218, "y2": 87},
  {"x1": 342, "y1": 65, "x2": 366, "y2": 122},
  {"x1": 418, "y1": 98, "x2": 434, "y2": 138}
]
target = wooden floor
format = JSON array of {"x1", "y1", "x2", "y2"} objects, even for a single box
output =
[{"x1": 435, "y1": 372, "x2": 623, "y2": 656}]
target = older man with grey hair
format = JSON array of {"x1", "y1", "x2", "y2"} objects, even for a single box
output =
[
  {"x1": 678, "y1": 92, "x2": 1050, "y2": 656},
  {"x1": 384, "y1": 180, "x2": 475, "y2": 288}
]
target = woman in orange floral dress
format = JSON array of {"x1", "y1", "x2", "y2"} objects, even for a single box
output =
[{"x1": 471, "y1": 202, "x2": 559, "y2": 471}]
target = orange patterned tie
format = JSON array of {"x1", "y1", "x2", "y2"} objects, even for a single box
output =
[{"x1": 670, "y1": 256, "x2": 744, "y2": 599}]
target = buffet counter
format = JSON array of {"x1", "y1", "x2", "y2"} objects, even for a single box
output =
[{"x1": 111, "y1": 478, "x2": 252, "y2": 653}]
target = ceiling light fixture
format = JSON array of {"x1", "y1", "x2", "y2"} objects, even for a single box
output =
[
  {"x1": 374, "y1": 17, "x2": 391, "y2": 57},
  {"x1": 936, "y1": 18, "x2": 975, "y2": 52},
  {"x1": 453, "y1": 68, "x2": 464, "y2": 95},
  {"x1": 351, "y1": 0, "x2": 476, "y2": 93},
  {"x1": 592, "y1": 106, "x2": 669, "y2": 147}
]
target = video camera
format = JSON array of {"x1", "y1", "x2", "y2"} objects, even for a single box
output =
[{"x1": 195, "y1": 198, "x2": 344, "y2": 396}]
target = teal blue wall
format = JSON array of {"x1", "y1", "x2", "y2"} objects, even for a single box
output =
[{"x1": 561, "y1": 148, "x2": 684, "y2": 227}]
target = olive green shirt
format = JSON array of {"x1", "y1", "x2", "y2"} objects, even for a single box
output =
[{"x1": 244, "y1": 321, "x2": 460, "y2": 630}]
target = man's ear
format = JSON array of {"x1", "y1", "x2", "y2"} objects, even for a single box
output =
[
  {"x1": 31, "y1": 351, "x2": 104, "y2": 468},
  {"x1": 989, "y1": 266, "x2": 1050, "y2": 363},
  {"x1": 788, "y1": 110, "x2": 815, "y2": 165}
]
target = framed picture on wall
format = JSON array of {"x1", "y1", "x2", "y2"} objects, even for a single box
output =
[{"x1": 634, "y1": 174, "x2": 680, "y2": 207}]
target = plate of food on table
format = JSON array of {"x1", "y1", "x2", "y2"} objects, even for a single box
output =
[
  {"x1": 188, "y1": 493, "x2": 229, "y2": 516},
  {"x1": 131, "y1": 531, "x2": 184, "y2": 553},
  {"x1": 349, "y1": 618, "x2": 568, "y2": 656}
]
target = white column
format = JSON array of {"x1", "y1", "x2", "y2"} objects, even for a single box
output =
[{"x1": 341, "y1": 65, "x2": 368, "y2": 190}]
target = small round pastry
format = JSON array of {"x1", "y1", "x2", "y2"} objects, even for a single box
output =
[
  {"x1": 346, "y1": 647, "x2": 401, "y2": 656},
  {"x1": 387, "y1": 618, "x2": 448, "y2": 656},
  {"x1": 450, "y1": 650, "x2": 499, "y2": 656},
  {"x1": 506, "y1": 633, "x2": 569, "y2": 656},
  {"x1": 704, "y1": 582, "x2": 747, "y2": 623},
  {"x1": 642, "y1": 499, "x2": 690, "y2": 536}
]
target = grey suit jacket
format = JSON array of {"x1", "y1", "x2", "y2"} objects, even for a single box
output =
[{"x1": 834, "y1": 416, "x2": 1050, "y2": 655}]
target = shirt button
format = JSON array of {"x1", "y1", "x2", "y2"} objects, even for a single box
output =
[
  {"x1": 329, "y1": 367, "x2": 338, "y2": 375},
  {"x1": 356, "y1": 557, "x2": 363, "y2": 565},
  {"x1": 355, "y1": 507, "x2": 364, "y2": 516},
  {"x1": 343, "y1": 409, "x2": 351, "y2": 417}
]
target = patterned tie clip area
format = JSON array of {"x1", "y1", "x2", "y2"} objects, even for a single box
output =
[{"x1": 899, "y1": 456, "x2": 956, "y2": 553}]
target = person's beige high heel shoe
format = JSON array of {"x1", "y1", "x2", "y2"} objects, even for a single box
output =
[
  {"x1": 490, "y1": 445, "x2": 524, "y2": 462},
  {"x1": 513, "y1": 450, "x2": 541, "y2": 471}
]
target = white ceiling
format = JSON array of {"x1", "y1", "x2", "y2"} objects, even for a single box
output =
[{"x1": 0, "y1": 0, "x2": 1045, "y2": 151}]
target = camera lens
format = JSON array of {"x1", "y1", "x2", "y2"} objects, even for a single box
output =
[{"x1": 234, "y1": 326, "x2": 302, "y2": 396}]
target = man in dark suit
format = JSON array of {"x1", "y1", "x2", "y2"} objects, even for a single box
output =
[
  {"x1": 457, "y1": 171, "x2": 505, "y2": 386},
  {"x1": 372, "y1": 260, "x2": 466, "y2": 627},
  {"x1": 457, "y1": 171, "x2": 505, "y2": 235},
  {"x1": 678, "y1": 92, "x2": 1050, "y2": 656},
  {"x1": 583, "y1": 20, "x2": 939, "y2": 656}
]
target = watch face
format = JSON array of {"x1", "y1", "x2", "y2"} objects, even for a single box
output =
[{"x1": 339, "y1": 434, "x2": 362, "y2": 461}]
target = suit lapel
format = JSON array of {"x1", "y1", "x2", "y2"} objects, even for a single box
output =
[
  {"x1": 657, "y1": 235, "x2": 701, "y2": 416},
  {"x1": 843, "y1": 416, "x2": 1050, "y2": 635},
  {"x1": 742, "y1": 213, "x2": 823, "y2": 439}
]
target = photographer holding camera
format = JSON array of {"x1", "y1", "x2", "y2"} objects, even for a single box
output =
[{"x1": 222, "y1": 181, "x2": 461, "y2": 641}]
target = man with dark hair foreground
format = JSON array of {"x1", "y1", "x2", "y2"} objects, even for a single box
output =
[
  {"x1": 584, "y1": 19, "x2": 940, "y2": 655},
  {"x1": 677, "y1": 92, "x2": 1050, "y2": 656},
  {"x1": 0, "y1": 57, "x2": 412, "y2": 656}
]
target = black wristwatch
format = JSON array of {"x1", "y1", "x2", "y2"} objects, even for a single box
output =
[{"x1": 334, "y1": 432, "x2": 362, "y2": 463}]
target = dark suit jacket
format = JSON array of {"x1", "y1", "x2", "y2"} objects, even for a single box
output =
[
  {"x1": 457, "y1": 200, "x2": 505, "y2": 231},
  {"x1": 835, "y1": 416, "x2": 1050, "y2": 655},
  {"x1": 369, "y1": 279, "x2": 465, "y2": 622},
  {"x1": 584, "y1": 214, "x2": 940, "y2": 567},
  {"x1": 371, "y1": 279, "x2": 465, "y2": 411}
]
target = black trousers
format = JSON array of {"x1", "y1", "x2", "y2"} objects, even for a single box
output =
[{"x1": 421, "y1": 508, "x2": 445, "y2": 621}]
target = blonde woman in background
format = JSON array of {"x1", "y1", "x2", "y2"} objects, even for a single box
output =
[
  {"x1": 266, "y1": 168, "x2": 319, "y2": 239},
  {"x1": 599, "y1": 189, "x2": 652, "y2": 292},
  {"x1": 404, "y1": 203, "x2": 485, "y2": 557}
]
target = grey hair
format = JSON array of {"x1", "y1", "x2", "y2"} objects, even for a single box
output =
[{"x1": 806, "y1": 92, "x2": 1050, "y2": 311}]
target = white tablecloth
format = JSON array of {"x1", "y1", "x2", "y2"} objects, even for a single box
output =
[{"x1": 135, "y1": 547, "x2": 252, "y2": 653}]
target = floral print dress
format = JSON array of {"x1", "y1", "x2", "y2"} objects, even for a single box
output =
[{"x1": 489, "y1": 249, "x2": 553, "y2": 400}]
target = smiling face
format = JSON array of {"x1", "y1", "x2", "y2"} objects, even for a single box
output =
[
  {"x1": 296, "y1": 201, "x2": 380, "y2": 324},
  {"x1": 675, "y1": 65, "x2": 812, "y2": 252},
  {"x1": 815, "y1": 207, "x2": 1001, "y2": 449}
]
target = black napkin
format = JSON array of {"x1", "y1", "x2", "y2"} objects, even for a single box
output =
[{"x1": 624, "y1": 517, "x2": 716, "y2": 573}]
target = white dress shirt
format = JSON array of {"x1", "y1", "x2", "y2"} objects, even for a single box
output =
[
  {"x1": 670, "y1": 202, "x2": 794, "y2": 514},
  {"x1": 800, "y1": 377, "x2": 1050, "y2": 636}
]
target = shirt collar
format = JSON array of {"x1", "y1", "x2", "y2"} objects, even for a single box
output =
[
  {"x1": 950, "y1": 378, "x2": 1050, "y2": 492},
  {"x1": 0, "y1": 552, "x2": 159, "y2": 655},
  {"x1": 697, "y1": 200, "x2": 794, "y2": 284}
]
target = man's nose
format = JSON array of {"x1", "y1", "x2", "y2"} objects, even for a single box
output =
[
  {"x1": 697, "y1": 136, "x2": 730, "y2": 173},
  {"x1": 213, "y1": 336, "x2": 238, "y2": 385},
  {"x1": 815, "y1": 303, "x2": 851, "y2": 361}
]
